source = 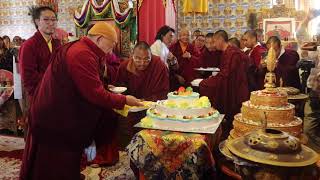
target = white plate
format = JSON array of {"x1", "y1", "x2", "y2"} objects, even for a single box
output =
[
  {"x1": 109, "y1": 86, "x2": 127, "y2": 94},
  {"x1": 191, "y1": 79, "x2": 203, "y2": 87},
  {"x1": 129, "y1": 106, "x2": 149, "y2": 112},
  {"x1": 129, "y1": 101, "x2": 155, "y2": 112},
  {"x1": 194, "y1": 67, "x2": 220, "y2": 72}
]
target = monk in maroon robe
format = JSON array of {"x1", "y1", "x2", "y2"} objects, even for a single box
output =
[
  {"x1": 19, "y1": 22, "x2": 142, "y2": 180},
  {"x1": 169, "y1": 29, "x2": 195, "y2": 88},
  {"x1": 104, "y1": 52, "x2": 121, "y2": 84},
  {"x1": 243, "y1": 30, "x2": 267, "y2": 90},
  {"x1": 266, "y1": 36, "x2": 301, "y2": 89},
  {"x1": 192, "y1": 34, "x2": 206, "y2": 58},
  {"x1": 228, "y1": 37, "x2": 256, "y2": 92},
  {"x1": 194, "y1": 33, "x2": 222, "y2": 68},
  {"x1": 19, "y1": 7, "x2": 61, "y2": 100},
  {"x1": 199, "y1": 30, "x2": 249, "y2": 137},
  {"x1": 115, "y1": 42, "x2": 169, "y2": 101}
]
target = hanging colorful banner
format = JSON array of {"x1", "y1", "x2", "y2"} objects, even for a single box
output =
[{"x1": 74, "y1": 0, "x2": 133, "y2": 29}]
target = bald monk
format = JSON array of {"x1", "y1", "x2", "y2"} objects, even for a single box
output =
[
  {"x1": 229, "y1": 37, "x2": 256, "y2": 92},
  {"x1": 266, "y1": 36, "x2": 301, "y2": 89},
  {"x1": 19, "y1": 22, "x2": 142, "y2": 180},
  {"x1": 115, "y1": 41, "x2": 169, "y2": 101},
  {"x1": 194, "y1": 33, "x2": 222, "y2": 69},
  {"x1": 243, "y1": 30, "x2": 267, "y2": 90},
  {"x1": 191, "y1": 33, "x2": 222, "y2": 79},
  {"x1": 19, "y1": 6, "x2": 61, "y2": 100},
  {"x1": 169, "y1": 28, "x2": 195, "y2": 88},
  {"x1": 200, "y1": 30, "x2": 249, "y2": 136}
]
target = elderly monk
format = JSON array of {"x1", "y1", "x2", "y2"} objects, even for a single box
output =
[
  {"x1": 200, "y1": 30, "x2": 249, "y2": 137},
  {"x1": 243, "y1": 30, "x2": 267, "y2": 90},
  {"x1": 20, "y1": 6, "x2": 61, "y2": 100},
  {"x1": 266, "y1": 36, "x2": 301, "y2": 89},
  {"x1": 115, "y1": 41, "x2": 169, "y2": 101},
  {"x1": 169, "y1": 28, "x2": 194, "y2": 88},
  {"x1": 19, "y1": 22, "x2": 142, "y2": 180}
]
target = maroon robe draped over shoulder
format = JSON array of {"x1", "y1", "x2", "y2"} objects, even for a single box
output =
[
  {"x1": 248, "y1": 44, "x2": 267, "y2": 90},
  {"x1": 194, "y1": 48, "x2": 222, "y2": 68},
  {"x1": 199, "y1": 46, "x2": 249, "y2": 134},
  {"x1": 19, "y1": 31, "x2": 61, "y2": 99},
  {"x1": 275, "y1": 49, "x2": 301, "y2": 89},
  {"x1": 169, "y1": 41, "x2": 195, "y2": 84},
  {"x1": 115, "y1": 56, "x2": 169, "y2": 101},
  {"x1": 20, "y1": 37, "x2": 126, "y2": 180},
  {"x1": 104, "y1": 52, "x2": 121, "y2": 84}
]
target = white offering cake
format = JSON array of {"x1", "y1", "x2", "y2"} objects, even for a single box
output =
[{"x1": 141, "y1": 87, "x2": 221, "y2": 131}]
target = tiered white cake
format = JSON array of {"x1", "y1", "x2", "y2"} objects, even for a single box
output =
[{"x1": 140, "y1": 87, "x2": 222, "y2": 132}]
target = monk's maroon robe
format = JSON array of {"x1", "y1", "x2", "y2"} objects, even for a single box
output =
[
  {"x1": 19, "y1": 31, "x2": 61, "y2": 99},
  {"x1": 275, "y1": 49, "x2": 301, "y2": 89},
  {"x1": 248, "y1": 44, "x2": 267, "y2": 90},
  {"x1": 169, "y1": 41, "x2": 195, "y2": 85},
  {"x1": 199, "y1": 46, "x2": 249, "y2": 135},
  {"x1": 194, "y1": 48, "x2": 222, "y2": 68},
  {"x1": 104, "y1": 52, "x2": 121, "y2": 84},
  {"x1": 20, "y1": 37, "x2": 126, "y2": 180},
  {"x1": 115, "y1": 56, "x2": 169, "y2": 101}
]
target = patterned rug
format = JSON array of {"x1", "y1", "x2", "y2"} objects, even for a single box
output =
[
  {"x1": 0, "y1": 157, "x2": 21, "y2": 180},
  {"x1": 0, "y1": 135, "x2": 134, "y2": 180},
  {"x1": 81, "y1": 151, "x2": 135, "y2": 180}
]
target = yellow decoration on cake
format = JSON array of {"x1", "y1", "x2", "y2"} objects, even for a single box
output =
[
  {"x1": 266, "y1": 44, "x2": 276, "y2": 72},
  {"x1": 194, "y1": 96, "x2": 211, "y2": 108},
  {"x1": 141, "y1": 117, "x2": 154, "y2": 127},
  {"x1": 264, "y1": 43, "x2": 277, "y2": 89}
]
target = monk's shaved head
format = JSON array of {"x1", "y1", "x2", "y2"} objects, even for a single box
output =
[
  {"x1": 243, "y1": 30, "x2": 258, "y2": 48},
  {"x1": 266, "y1": 36, "x2": 281, "y2": 48},
  {"x1": 134, "y1": 41, "x2": 151, "y2": 52},
  {"x1": 228, "y1": 37, "x2": 240, "y2": 48},
  {"x1": 205, "y1": 33, "x2": 214, "y2": 38},
  {"x1": 179, "y1": 28, "x2": 191, "y2": 36},
  {"x1": 214, "y1": 30, "x2": 228, "y2": 42},
  {"x1": 244, "y1": 30, "x2": 257, "y2": 40},
  {"x1": 179, "y1": 28, "x2": 191, "y2": 44},
  {"x1": 213, "y1": 30, "x2": 229, "y2": 51},
  {"x1": 133, "y1": 41, "x2": 152, "y2": 71},
  {"x1": 205, "y1": 33, "x2": 215, "y2": 51}
]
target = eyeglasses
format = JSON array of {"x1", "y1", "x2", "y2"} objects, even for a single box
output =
[
  {"x1": 133, "y1": 56, "x2": 151, "y2": 63},
  {"x1": 41, "y1": 18, "x2": 58, "y2": 23}
]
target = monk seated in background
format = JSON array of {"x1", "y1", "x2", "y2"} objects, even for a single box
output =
[
  {"x1": 194, "y1": 33, "x2": 222, "y2": 68},
  {"x1": 115, "y1": 41, "x2": 169, "y2": 148},
  {"x1": 192, "y1": 34, "x2": 206, "y2": 58},
  {"x1": 169, "y1": 28, "x2": 194, "y2": 89},
  {"x1": 115, "y1": 41, "x2": 169, "y2": 101},
  {"x1": 266, "y1": 36, "x2": 301, "y2": 89},
  {"x1": 199, "y1": 30, "x2": 249, "y2": 138}
]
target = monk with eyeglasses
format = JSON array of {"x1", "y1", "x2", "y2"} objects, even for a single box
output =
[{"x1": 115, "y1": 41, "x2": 169, "y2": 101}]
